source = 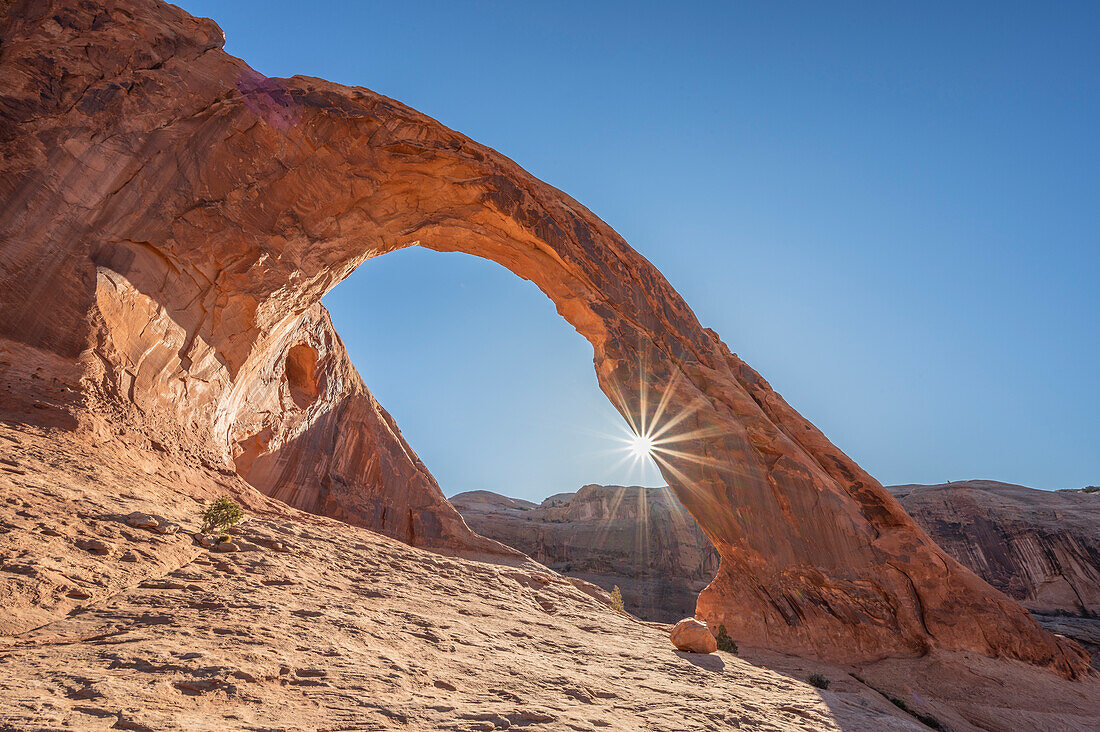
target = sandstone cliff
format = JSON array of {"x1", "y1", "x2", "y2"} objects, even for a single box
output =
[
  {"x1": 458, "y1": 481, "x2": 1100, "y2": 625},
  {"x1": 0, "y1": 0, "x2": 1090, "y2": 676},
  {"x1": 888, "y1": 481, "x2": 1100, "y2": 615},
  {"x1": 452, "y1": 485, "x2": 720, "y2": 622}
]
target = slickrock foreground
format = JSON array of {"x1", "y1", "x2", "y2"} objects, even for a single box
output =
[
  {"x1": 2, "y1": 425, "x2": 1098, "y2": 731},
  {"x1": 0, "y1": 0, "x2": 1088, "y2": 676}
]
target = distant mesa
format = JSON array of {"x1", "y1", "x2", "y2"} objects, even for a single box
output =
[{"x1": 452, "y1": 485, "x2": 719, "y2": 623}]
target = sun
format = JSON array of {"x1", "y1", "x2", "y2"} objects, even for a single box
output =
[{"x1": 628, "y1": 432, "x2": 655, "y2": 458}]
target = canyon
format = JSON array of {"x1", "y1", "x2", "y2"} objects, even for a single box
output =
[
  {"x1": 454, "y1": 481, "x2": 1100, "y2": 667},
  {"x1": 452, "y1": 485, "x2": 720, "y2": 623},
  {"x1": 456, "y1": 480, "x2": 1100, "y2": 620},
  {"x1": 1, "y1": 0, "x2": 1098, "y2": 728}
]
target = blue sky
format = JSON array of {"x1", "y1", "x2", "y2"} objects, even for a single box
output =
[{"x1": 179, "y1": 1, "x2": 1099, "y2": 500}]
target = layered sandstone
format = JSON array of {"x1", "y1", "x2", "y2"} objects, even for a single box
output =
[
  {"x1": 452, "y1": 486, "x2": 719, "y2": 622},
  {"x1": 458, "y1": 481, "x2": 1100, "y2": 625},
  {"x1": 888, "y1": 481, "x2": 1100, "y2": 615},
  {"x1": 0, "y1": 0, "x2": 1090, "y2": 676}
]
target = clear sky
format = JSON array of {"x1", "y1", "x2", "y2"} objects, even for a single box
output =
[{"x1": 179, "y1": 1, "x2": 1099, "y2": 500}]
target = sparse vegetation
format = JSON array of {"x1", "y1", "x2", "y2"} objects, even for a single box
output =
[
  {"x1": 1083, "y1": 485, "x2": 1099, "y2": 494},
  {"x1": 889, "y1": 695, "x2": 943, "y2": 729},
  {"x1": 715, "y1": 624, "x2": 737, "y2": 654},
  {"x1": 851, "y1": 674, "x2": 943, "y2": 730},
  {"x1": 217, "y1": 534, "x2": 231, "y2": 544},
  {"x1": 807, "y1": 672, "x2": 830, "y2": 690},
  {"x1": 201, "y1": 496, "x2": 244, "y2": 533},
  {"x1": 915, "y1": 712, "x2": 945, "y2": 730},
  {"x1": 609, "y1": 585, "x2": 625, "y2": 613}
]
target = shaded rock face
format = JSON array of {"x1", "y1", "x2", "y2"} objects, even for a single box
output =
[
  {"x1": 888, "y1": 482, "x2": 1100, "y2": 615},
  {"x1": 0, "y1": 0, "x2": 1089, "y2": 676},
  {"x1": 452, "y1": 486, "x2": 719, "y2": 622}
]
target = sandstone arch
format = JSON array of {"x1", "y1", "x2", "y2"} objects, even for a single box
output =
[{"x1": 0, "y1": 0, "x2": 1089, "y2": 676}]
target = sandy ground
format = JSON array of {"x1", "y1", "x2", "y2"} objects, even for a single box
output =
[{"x1": 1, "y1": 424, "x2": 1097, "y2": 731}]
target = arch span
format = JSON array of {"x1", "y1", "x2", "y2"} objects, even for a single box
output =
[{"x1": 0, "y1": 0, "x2": 1088, "y2": 676}]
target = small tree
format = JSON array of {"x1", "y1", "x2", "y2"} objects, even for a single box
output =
[
  {"x1": 609, "y1": 585, "x2": 625, "y2": 612},
  {"x1": 201, "y1": 496, "x2": 244, "y2": 533},
  {"x1": 716, "y1": 623, "x2": 737, "y2": 654}
]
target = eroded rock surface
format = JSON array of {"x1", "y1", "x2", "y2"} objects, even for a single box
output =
[
  {"x1": 888, "y1": 481, "x2": 1100, "y2": 614},
  {"x1": 452, "y1": 485, "x2": 719, "y2": 622},
  {"x1": 2, "y1": 425, "x2": 1098, "y2": 731},
  {"x1": 0, "y1": 0, "x2": 1090, "y2": 676}
]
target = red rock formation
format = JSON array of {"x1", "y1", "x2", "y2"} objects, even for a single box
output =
[
  {"x1": 452, "y1": 486, "x2": 720, "y2": 622},
  {"x1": 889, "y1": 481, "x2": 1100, "y2": 615},
  {"x1": 0, "y1": 0, "x2": 1089, "y2": 676}
]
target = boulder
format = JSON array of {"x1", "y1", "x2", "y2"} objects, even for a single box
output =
[
  {"x1": 193, "y1": 533, "x2": 217, "y2": 549},
  {"x1": 671, "y1": 618, "x2": 717, "y2": 654},
  {"x1": 74, "y1": 538, "x2": 113, "y2": 556},
  {"x1": 125, "y1": 512, "x2": 159, "y2": 530}
]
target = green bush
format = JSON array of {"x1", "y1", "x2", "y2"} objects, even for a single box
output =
[
  {"x1": 807, "y1": 673, "x2": 830, "y2": 690},
  {"x1": 1083, "y1": 485, "x2": 1099, "y2": 494},
  {"x1": 609, "y1": 585, "x2": 625, "y2": 612},
  {"x1": 716, "y1": 624, "x2": 738, "y2": 654},
  {"x1": 201, "y1": 496, "x2": 244, "y2": 533}
]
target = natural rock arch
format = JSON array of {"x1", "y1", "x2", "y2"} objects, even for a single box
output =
[{"x1": 0, "y1": 0, "x2": 1088, "y2": 676}]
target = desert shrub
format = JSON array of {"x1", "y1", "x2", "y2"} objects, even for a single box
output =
[
  {"x1": 217, "y1": 534, "x2": 231, "y2": 543},
  {"x1": 915, "y1": 712, "x2": 944, "y2": 730},
  {"x1": 888, "y1": 695, "x2": 943, "y2": 728},
  {"x1": 609, "y1": 585, "x2": 625, "y2": 612},
  {"x1": 201, "y1": 496, "x2": 244, "y2": 533},
  {"x1": 716, "y1": 624, "x2": 738, "y2": 654},
  {"x1": 1083, "y1": 485, "x2": 1099, "y2": 494},
  {"x1": 807, "y1": 673, "x2": 830, "y2": 690}
]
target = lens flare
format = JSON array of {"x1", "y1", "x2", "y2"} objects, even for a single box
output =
[{"x1": 629, "y1": 432, "x2": 655, "y2": 458}]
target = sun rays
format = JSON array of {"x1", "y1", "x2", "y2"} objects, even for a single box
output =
[
  {"x1": 628, "y1": 432, "x2": 655, "y2": 459},
  {"x1": 602, "y1": 362, "x2": 729, "y2": 484}
]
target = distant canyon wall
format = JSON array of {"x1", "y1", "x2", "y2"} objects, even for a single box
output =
[
  {"x1": 887, "y1": 481, "x2": 1100, "y2": 616},
  {"x1": 456, "y1": 482, "x2": 1100, "y2": 623},
  {"x1": 452, "y1": 486, "x2": 720, "y2": 622}
]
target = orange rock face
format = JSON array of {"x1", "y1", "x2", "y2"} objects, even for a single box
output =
[
  {"x1": 670, "y1": 618, "x2": 718, "y2": 654},
  {"x1": 0, "y1": 0, "x2": 1090, "y2": 677}
]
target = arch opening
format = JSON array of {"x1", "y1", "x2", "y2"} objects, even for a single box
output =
[{"x1": 323, "y1": 246, "x2": 664, "y2": 502}]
